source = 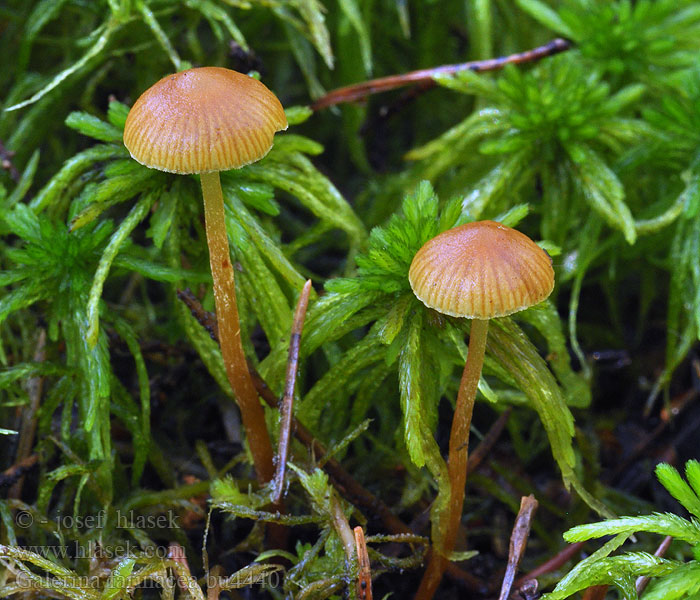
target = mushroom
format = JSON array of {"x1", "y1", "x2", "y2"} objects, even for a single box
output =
[
  {"x1": 123, "y1": 67, "x2": 288, "y2": 483},
  {"x1": 408, "y1": 220, "x2": 554, "y2": 599}
]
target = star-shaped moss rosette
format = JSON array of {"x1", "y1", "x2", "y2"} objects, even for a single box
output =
[
  {"x1": 405, "y1": 55, "x2": 657, "y2": 246},
  {"x1": 516, "y1": 0, "x2": 700, "y2": 83}
]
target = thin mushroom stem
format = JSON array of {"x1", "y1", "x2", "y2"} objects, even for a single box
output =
[
  {"x1": 416, "y1": 318, "x2": 489, "y2": 600},
  {"x1": 200, "y1": 171, "x2": 274, "y2": 484}
]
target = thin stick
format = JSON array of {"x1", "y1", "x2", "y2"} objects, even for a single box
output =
[
  {"x1": 636, "y1": 535, "x2": 672, "y2": 595},
  {"x1": 354, "y1": 527, "x2": 373, "y2": 600},
  {"x1": 206, "y1": 565, "x2": 224, "y2": 600},
  {"x1": 272, "y1": 279, "x2": 313, "y2": 504},
  {"x1": 582, "y1": 586, "x2": 608, "y2": 600},
  {"x1": 467, "y1": 407, "x2": 511, "y2": 473},
  {"x1": 330, "y1": 492, "x2": 356, "y2": 567},
  {"x1": 10, "y1": 329, "x2": 46, "y2": 499},
  {"x1": 311, "y1": 39, "x2": 571, "y2": 110},
  {"x1": 498, "y1": 495, "x2": 539, "y2": 600},
  {"x1": 178, "y1": 289, "x2": 409, "y2": 535},
  {"x1": 0, "y1": 455, "x2": 38, "y2": 489},
  {"x1": 515, "y1": 541, "x2": 584, "y2": 588},
  {"x1": 248, "y1": 366, "x2": 412, "y2": 533},
  {"x1": 200, "y1": 171, "x2": 274, "y2": 484},
  {"x1": 177, "y1": 289, "x2": 218, "y2": 341}
]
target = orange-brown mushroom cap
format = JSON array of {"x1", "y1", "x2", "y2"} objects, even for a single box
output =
[
  {"x1": 123, "y1": 67, "x2": 288, "y2": 174},
  {"x1": 408, "y1": 220, "x2": 554, "y2": 319}
]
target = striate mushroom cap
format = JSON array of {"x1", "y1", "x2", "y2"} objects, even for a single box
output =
[
  {"x1": 408, "y1": 220, "x2": 554, "y2": 320},
  {"x1": 123, "y1": 66, "x2": 287, "y2": 175}
]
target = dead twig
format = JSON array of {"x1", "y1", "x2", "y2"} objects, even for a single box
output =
[
  {"x1": 311, "y1": 39, "x2": 571, "y2": 110},
  {"x1": 515, "y1": 541, "x2": 584, "y2": 588},
  {"x1": 10, "y1": 329, "x2": 46, "y2": 499},
  {"x1": 468, "y1": 408, "x2": 511, "y2": 474},
  {"x1": 206, "y1": 565, "x2": 224, "y2": 600},
  {"x1": 178, "y1": 287, "x2": 408, "y2": 533},
  {"x1": 581, "y1": 585, "x2": 608, "y2": 600},
  {"x1": 635, "y1": 535, "x2": 673, "y2": 596},
  {"x1": 0, "y1": 455, "x2": 39, "y2": 489},
  {"x1": 354, "y1": 527, "x2": 373, "y2": 600},
  {"x1": 498, "y1": 495, "x2": 539, "y2": 600},
  {"x1": 178, "y1": 288, "x2": 218, "y2": 341},
  {"x1": 249, "y1": 367, "x2": 409, "y2": 532},
  {"x1": 272, "y1": 279, "x2": 313, "y2": 504},
  {"x1": 330, "y1": 492, "x2": 357, "y2": 569}
]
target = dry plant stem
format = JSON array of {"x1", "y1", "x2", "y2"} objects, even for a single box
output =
[
  {"x1": 416, "y1": 318, "x2": 489, "y2": 600},
  {"x1": 498, "y1": 495, "x2": 539, "y2": 600},
  {"x1": 200, "y1": 171, "x2": 274, "y2": 484},
  {"x1": 330, "y1": 493, "x2": 356, "y2": 567},
  {"x1": 515, "y1": 542, "x2": 584, "y2": 588},
  {"x1": 206, "y1": 565, "x2": 224, "y2": 600},
  {"x1": 177, "y1": 289, "x2": 410, "y2": 537},
  {"x1": 582, "y1": 585, "x2": 608, "y2": 600},
  {"x1": 312, "y1": 39, "x2": 571, "y2": 110},
  {"x1": 0, "y1": 455, "x2": 38, "y2": 489},
  {"x1": 272, "y1": 279, "x2": 313, "y2": 503},
  {"x1": 636, "y1": 535, "x2": 672, "y2": 595},
  {"x1": 468, "y1": 406, "x2": 511, "y2": 472},
  {"x1": 10, "y1": 329, "x2": 46, "y2": 499},
  {"x1": 354, "y1": 527, "x2": 373, "y2": 600},
  {"x1": 255, "y1": 361, "x2": 490, "y2": 593}
]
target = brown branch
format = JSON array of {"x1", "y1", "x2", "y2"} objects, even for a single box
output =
[
  {"x1": 0, "y1": 454, "x2": 39, "y2": 489},
  {"x1": 311, "y1": 38, "x2": 572, "y2": 110},
  {"x1": 635, "y1": 535, "x2": 672, "y2": 596},
  {"x1": 272, "y1": 279, "x2": 313, "y2": 504},
  {"x1": 249, "y1": 367, "x2": 409, "y2": 533},
  {"x1": 177, "y1": 286, "x2": 408, "y2": 534},
  {"x1": 582, "y1": 585, "x2": 608, "y2": 600},
  {"x1": 255, "y1": 366, "x2": 499, "y2": 593},
  {"x1": 515, "y1": 541, "x2": 584, "y2": 588},
  {"x1": 10, "y1": 329, "x2": 46, "y2": 499},
  {"x1": 498, "y1": 495, "x2": 539, "y2": 600},
  {"x1": 355, "y1": 526, "x2": 373, "y2": 600},
  {"x1": 468, "y1": 407, "x2": 511, "y2": 474},
  {"x1": 178, "y1": 288, "x2": 218, "y2": 341}
]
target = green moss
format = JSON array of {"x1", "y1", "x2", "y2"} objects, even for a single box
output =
[{"x1": 2, "y1": 1, "x2": 700, "y2": 597}]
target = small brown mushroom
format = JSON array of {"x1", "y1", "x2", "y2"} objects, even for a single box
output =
[
  {"x1": 409, "y1": 220, "x2": 554, "y2": 599},
  {"x1": 123, "y1": 67, "x2": 288, "y2": 483}
]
